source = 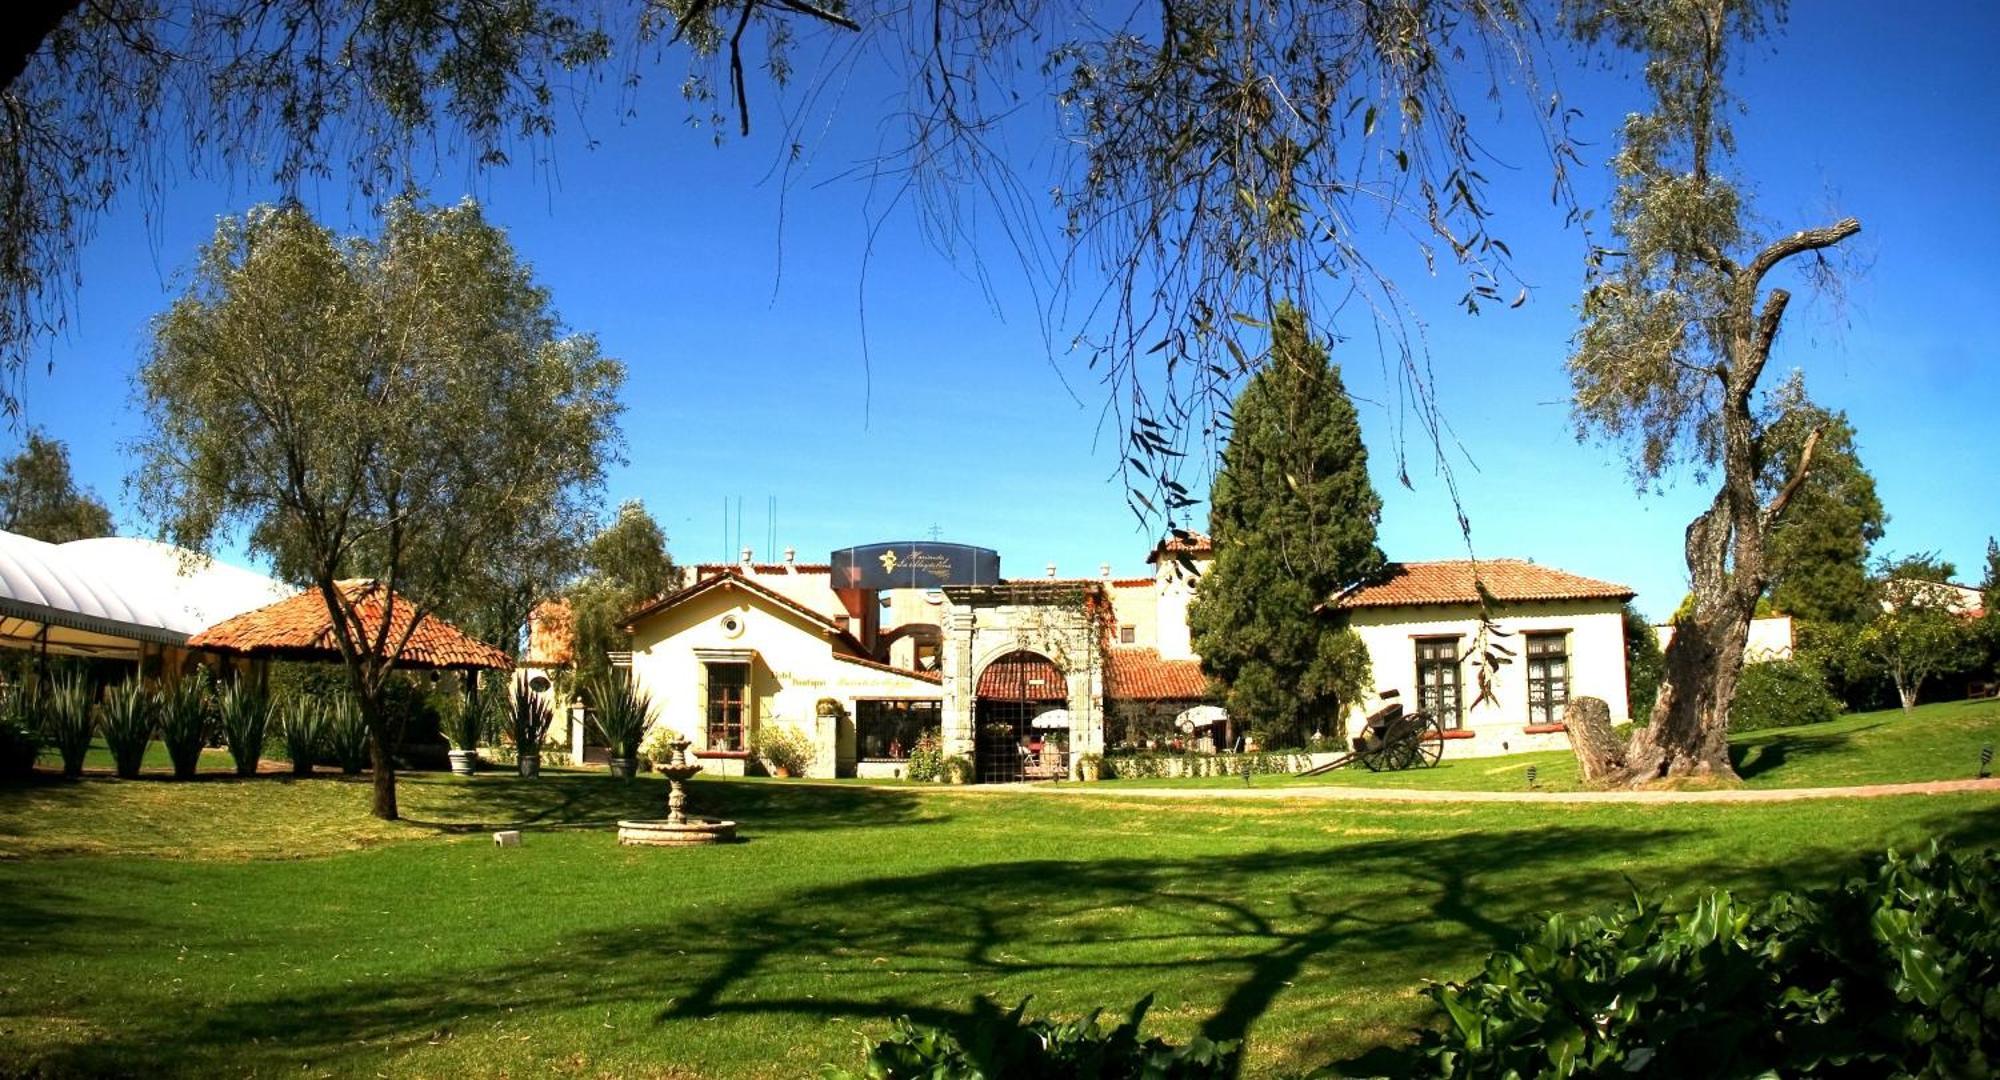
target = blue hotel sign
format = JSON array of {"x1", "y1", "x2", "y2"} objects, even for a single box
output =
[{"x1": 831, "y1": 542, "x2": 1002, "y2": 591}]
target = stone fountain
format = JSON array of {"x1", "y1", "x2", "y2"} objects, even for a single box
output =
[{"x1": 617, "y1": 736, "x2": 738, "y2": 846}]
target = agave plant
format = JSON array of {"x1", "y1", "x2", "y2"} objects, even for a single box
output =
[
  {"x1": 443, "y1": 676, "x2": 496, "y2": 752},
  {"x1": 276, "y1": 696, "x2": 327, "y2": 776},
  {"x1": 586, "y1": 671, "x2": 655, "y2": 778},
  {"x1": 158, "y1": 674, "x2": 213, "y2": 780},
  {"x1": 41, "y1": 673, "x2": 94, "y2": 779},
  {"x1": 99, "y1": 678, "x2": 157, "y2": 780},
  {"x1": 324, "y1": 694, "x2": 372, "y2": 775},
  {"x1": 216, "y1": 681, "x2": 270, "y2": 777},
  {"x1": 505, "y1": 682, "x2": 556, "y2": 778}
]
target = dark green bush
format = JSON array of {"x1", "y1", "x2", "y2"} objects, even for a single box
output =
[
  {"x1": 0, "y1": 688, "x2": 40, "y2": 777},
  {"x1": 835, "y1": 995, "x2": 1238, "y2": 1080},
  {"x1": 1729, "y1": 658, "x2": 1841, "y2": 732},
  {"x1": 1419, "y1": 842, "x2": 1999, "y2": 1078}
]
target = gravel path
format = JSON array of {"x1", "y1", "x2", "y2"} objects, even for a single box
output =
[{"x1": 1006, "y1": 776, "x2": 2000, "y2": 804}]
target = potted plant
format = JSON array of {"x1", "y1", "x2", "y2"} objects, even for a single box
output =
[
  {"x1": 942, "y1": 754, "x2": 974, "y2": 785},
  {"x1": 42, "y1": 673, "x2": 94, "y2": 780},
  {"x1": 100, "y1": 677, "x2": 156, "y2": 780},
  {"x1": 758, "y1": 723, "x2": 814, "y2": 779},
  {"x1": 1077, "y1": 752, "x2": 1104, "y2": 782},
  {"x1": 443, "y1": 676, "x2": 494, "y2": 777},
  {"x1": 815, "y1": 697, "x2": 843, "y2": 721},
  {"x1": 586, "y1": 671, "x2": 655, "y2": 780},
  {"x1": 158, "y1": 673, "x2": 212, "y2": 780},
  {"x1": 217, "y1": 681, "x2": 270, "y2": 777},
  {"x1": 0, "y1": 686, "x2": 41, "y2": 779},
  {"x1": 505, "y1": 682, "x2": 557, "y2": 778}
]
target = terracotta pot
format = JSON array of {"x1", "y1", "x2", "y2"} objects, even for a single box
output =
[
  {"x1": 772, "y1": 765, "x2": 794, "y2": 779},
  {"x1": 448, "y1": 749, "x2": 478, "y2": 777},
  {"x1": 607, "y1": 756, "x2": 636, "y2": 780},
  {"x1": 1078, "y1": 761, "x2": 1101, "y2": 782},
  {"x1": 518, "y1": 752, "x2": 541, "y2": 779}
]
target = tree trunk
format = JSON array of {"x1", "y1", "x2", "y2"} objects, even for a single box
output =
[
  {"x1": 1562, "y1": 696, "x2": 1626, "y2": 784},
  {"x1": 369, "y1": 729, "x2": 399, "y2": 820},
  {"x1": 1898, "y1": 681, "x2": 1918, "y2": 713},
  {"x1": 1620, "y1": 602, "x2": 1749, "y2": 784}
]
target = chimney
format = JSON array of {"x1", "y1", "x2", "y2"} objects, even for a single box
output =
[
  {"x1": 783, "y1": 545, "x2": 796, "y2": 569},
  {"x1": 1046, "y1": 561, "x2": 1057, "y2": 579},
  {"x1": 739, "y1": 546, "x2": 754, "y2": 567},
  {"x1": 1099, "y1": 562, "x2": 1111, "y2": 579}
]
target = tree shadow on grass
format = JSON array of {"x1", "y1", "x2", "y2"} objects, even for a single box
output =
[
  {"x1": 19, "y1": 799, "x2": 2000, "y2": 1079},
  {"x1": 1731, "y1": 729, "x2": 1857, "y2": 780},
  {"x1": 394, "y1": 772, "x2": 944, "y2": 836},
  {"x1": 15, "y1": 821, "x2": 1825, "y2": 1079}
]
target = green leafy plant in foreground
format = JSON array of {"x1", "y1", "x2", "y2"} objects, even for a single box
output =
[
  {"x1": 325, "y1": 695, "x2": 372, "y2": 775},
  {"x1": 276, "y1": 696, "x2": 327, "y2": 776},
  {"x1": 41, "y1": 672, "x2": 94, "y2": 778},
  {"x1": 836, "y1": 994, "x2": 1238, "y2": 1080},
  {"x1": 158, "y1": 673, "x2": 213, "y2": 779},
  {"x1": 99, "y1": 678, "x2": 156, "y2": 779},
  {"x1": 1419, "y1": 842, "x2": 1999, "y2": 1078},
  {"x1": 216, "y1": 681, "x2": 270, "y2": 776}
]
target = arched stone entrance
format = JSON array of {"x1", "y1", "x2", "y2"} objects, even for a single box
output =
[{"x1": 972, "y1": 650, "x2": 1067, "y2": 783}]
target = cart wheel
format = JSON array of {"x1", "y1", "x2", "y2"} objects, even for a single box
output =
[
  {"x1": 1360, "y1": 746, "x2": 1388, "y2": 772},
  {"x1": 1415, "y1": 713, "x2": 1446, "y2": 767}
]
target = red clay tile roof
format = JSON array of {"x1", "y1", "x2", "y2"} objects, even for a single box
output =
[
  {"x1": 622, "y1": 568, "x2": 841, "y2": 633},
  {"x1": 1146, "y1": 530, "x2": 1214, "y2": 563},
  {"x1": 1108, "y1": 577, "x2": 1156, "y2": 589},
  {"x1": 975, "y1": 652, "x2": 1069, "y2": 701},
  {"x1": 1337, "y1": 560, "x2": 1635, "y2": 609},
  {"x1": 1105, "y1": 647, "x2": 1211, "y2": 701},
  {"x1": 187, "y1": 580, "x2": 511, "y2": 670},
  {"x1": 832, "y1": 651, "x2": 943, "y2": 684}
]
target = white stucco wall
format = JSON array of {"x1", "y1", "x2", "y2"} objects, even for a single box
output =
[
  {"x1": 1344, "y1": 600, "x2": 1629, "y2": 758},
  {"x1": 626, "y1": 584, "x2": 941, "y2": 777},
  {"x1": 1656, "y1": 615, "x2": 1794, "y2": 662}
]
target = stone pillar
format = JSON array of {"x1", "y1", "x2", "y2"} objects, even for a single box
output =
[{"x1": 942, "y1": 609, "x2": 977, "y2": 761}]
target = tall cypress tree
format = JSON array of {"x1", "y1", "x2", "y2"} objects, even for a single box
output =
[
  {"x1": 1761, "y1": 400, "x2": 1885, "y2": 626},
  {"x1": 1189, "y1": 303, "x2": 1383, "y2": 746}
]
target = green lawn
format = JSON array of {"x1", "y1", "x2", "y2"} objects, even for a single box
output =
[
  {"x1": 1084, "y1": 698, "x2": 2000, "y2": 792},
  {"x1": 3, "y1": 755, "x2": 1998, "y2": 1077}
]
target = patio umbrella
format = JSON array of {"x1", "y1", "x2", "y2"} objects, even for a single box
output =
[{"x1": 186, "y1": 579, "x2": 511, "y2": 671}]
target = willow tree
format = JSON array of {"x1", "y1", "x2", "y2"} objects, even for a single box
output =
[
  {"x1": 8, "y1": 1, "x2": 1568, "y2": 509},
  {"x1": 136, "y1": 198, "x2": 624, "y2": 820},
  {"x1": 1567, "y1": 0, "x2": 1860, "y2": 784}
]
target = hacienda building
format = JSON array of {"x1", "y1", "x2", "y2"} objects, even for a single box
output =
[{"x1": 541, "y1": 535, "x2": 1636, "y2": 780}]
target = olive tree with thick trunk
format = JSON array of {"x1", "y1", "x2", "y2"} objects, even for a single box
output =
[
  {"x1": 136, "y1": 199, "x2": 623, "y2": 820},
  {"x1": 1565, "y1": 0, "x2": 1859, "y2": 785}
]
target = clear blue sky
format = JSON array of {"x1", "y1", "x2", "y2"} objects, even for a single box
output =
[{"x1": 19, "y1": 0, "x2": 1999, "y2": 620}]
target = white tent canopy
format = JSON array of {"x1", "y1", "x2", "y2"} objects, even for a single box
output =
[{"x1": 0, "y1": 530, "x2": 292, "y2": 660}]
